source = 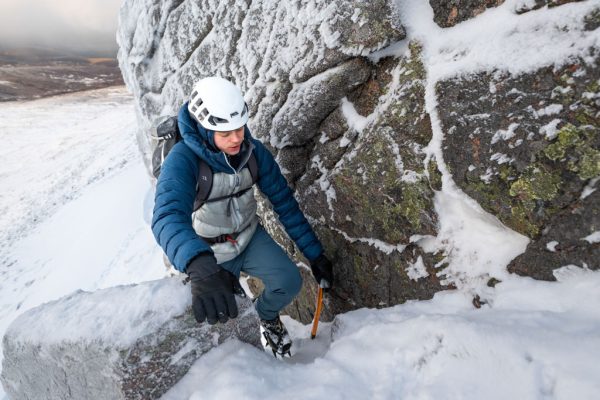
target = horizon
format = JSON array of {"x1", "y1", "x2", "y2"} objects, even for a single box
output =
[{"x1": 0, "y1": 0, "x2": 122, "y2": 57}]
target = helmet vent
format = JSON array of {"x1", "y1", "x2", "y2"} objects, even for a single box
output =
[
  {"x1": 207, "y1": 115, "x2": 229, "y2": 126},
  {"x1": 188, "y1": 77, "x2": 249, "y2": 130}
]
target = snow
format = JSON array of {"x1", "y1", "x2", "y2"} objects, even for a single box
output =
[
  {"x1": 0, "y1": 88, "x2": 165, "y2": 399},
  {"x1": 331, "y1": 226, "x2": 407, "y2": 255},
  {"x1": 405, "y1": 255, "x2": 429, "y2": 280},
  {"x1": 540, "y1": 118, "x2": 563, "y2": 140},
  {"x1": 394, "y1": 0, "x2": 600, "y2": 82},
  {"x1": 582, "y1": 231, "x2": 600, "y2": 244},
  {"x1": 581, "y1": 177, "x2": 599, "y2": 199},
  {"x1": 341, "y1": 97, "x2": 369, "y2": 132},
  {"x1": 535, "y1": 103, "x2": 563, "y2": 117},
  {"x1": 6, "y1": 277, "x2": 188, "y2": 347},
  {"x1": 546, "y1": 241, "x2": 560, "y2": 252},
  {"x1": 164, "y1": 269, "x2": 600, "y2": 400},
  {"x1": 431, "y1": 191, "x2": 529, "y2": 288},
  {"x1": 491, "y1": 123, "x2": 519, "y2": 144},
  {"x1": 310, "y1": 155, "x2": 338, "y2": 218},
  {"x1": 490, "y1": 152, "x2": 513, "y2": 165}
]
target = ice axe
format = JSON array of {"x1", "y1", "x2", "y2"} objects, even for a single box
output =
[{"x1": 311, "y1": 280, "x2": 327, "y2": 339}]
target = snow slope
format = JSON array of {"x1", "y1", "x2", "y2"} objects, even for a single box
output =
[
  {"x1": 0, "y1": 87, "x2": 165, "y2": 399},
  {"x1": 164, "y1": 270, "x2": 600, "y2": 400}
]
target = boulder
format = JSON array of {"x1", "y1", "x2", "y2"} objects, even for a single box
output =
[
  {"x1": 429, "y1": 0, "x2": 505, "y2": 28},
  {"x1": 438, "y1": 56, "x2": 600, "y2": 280},
  {"x1": 428, "y1": 0, "x2": 585, "y2": 28},
  {"x1": 1, "y1": 277, "x2": 260, "y2": 400},
  {"x1": 294, "y1": 42, "x2": 447, "y2": 315}
]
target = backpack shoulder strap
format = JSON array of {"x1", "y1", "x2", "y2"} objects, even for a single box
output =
[
  {"x1": 247, "y1": 151, "x2": 258, "y2": 184},
  {"x1": 193, "y1": 157, "x2": 213, "y2": 211}
]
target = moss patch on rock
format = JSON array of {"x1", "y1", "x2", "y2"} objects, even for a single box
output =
[
  {"x1": 441, "y1": 59, "x2": 599, "y2": 241},
  {"x1": 544, "y1": 124, "x2": 600, "y2": 180}
]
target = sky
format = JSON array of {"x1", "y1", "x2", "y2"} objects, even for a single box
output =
[{"x1": 0, "y1": 0, "x2": 123, "y2": 56}]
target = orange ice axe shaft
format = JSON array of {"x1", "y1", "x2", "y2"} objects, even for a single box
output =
[{"x1": 310, "y1": 287, "x2": 324, "y2": 339}]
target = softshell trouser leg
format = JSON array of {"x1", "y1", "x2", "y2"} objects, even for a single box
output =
[{"x1": 220, "y1": 225, "x2": 302, "y2": 321}]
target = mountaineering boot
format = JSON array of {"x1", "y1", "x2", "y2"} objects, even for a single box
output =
[{"x1": 259, "y1": 316, "x2": 292, "y2": 358}]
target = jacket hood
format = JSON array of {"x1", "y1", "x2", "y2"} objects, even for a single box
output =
[{"x1": 177, "y1": 102, "x2": 253, "y2": 173}]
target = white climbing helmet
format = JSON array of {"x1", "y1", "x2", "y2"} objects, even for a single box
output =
[{"x1": 188, "y1": 76, "x2": 249, "y2": 131}]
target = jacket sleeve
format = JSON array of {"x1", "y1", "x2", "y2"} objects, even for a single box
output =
[
  {"x1": 151, "y1": 142, "x2": 212, "y2": 272},
  {"x1": 252, "y1": 139, "x2": 323, "y2": 262}
]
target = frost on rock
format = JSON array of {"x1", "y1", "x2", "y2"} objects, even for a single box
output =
[
  {"x1": 116, "y1": 0, "x2": 598, "y2": 319},
  {"x1": 295, "y1": 43, "x2": 447, "y2": 314},
  {"x1": 1, "y1": 277, "x2": 260, "y2": 400},
  {"x1": 438, "y1": 57, "x2": 600, "y2": 280},
  {"x1": 428, "y1": 0, "x2": 585, "y2": 28},
  {"x1": 429, "y1": 0, "x2": 506, "y2": 28},
  {"x1": 116, "y1": 0, "x2": 405, "y2": 164}
]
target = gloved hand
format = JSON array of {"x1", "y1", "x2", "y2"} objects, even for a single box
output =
[
  {"x1": 186, "y1": 253, "x2": 239, "y2": 325},
  {"x1": 310, "y1": 254, "x2": 333, "y2": 290}
]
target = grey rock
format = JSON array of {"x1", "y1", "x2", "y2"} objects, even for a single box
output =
[
  {"x1": 428, "y1": 0, "x2": 586, "y2": 27},
  {"x1": 269, "y1": 58, "x2": 372, "y2": 149},
  {"x1": 117, "y1": 0, "x2": 405, "y2": 156},
  {"x1": 292, "y1": 43, "x2": 447, "y2": 316},
  {"x1": 438, "y1": 56, "x2": 600, "y2": 280},
  {"x1": 515, "y1": 0, "x2": 585, "y2": 14},
  {"x1": 428, "y1": 0, "x2": 505, "y2": 28},
  {"x1": 509, "y1": 187, "x2": 600, "y2": 280},
  {"x1": 1, "y1": 277, "x2": 261, "y2": 400}
]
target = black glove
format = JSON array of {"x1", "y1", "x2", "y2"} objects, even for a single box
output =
[
  {"x1": 310, "y1": 254, "x2": 333, "y2": 290},
  {"x1": 186, "y1": 253, "x2": 239, "y2": 325}
]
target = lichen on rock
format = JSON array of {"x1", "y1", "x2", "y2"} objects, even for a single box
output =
[{"x1": 439, "y1": 55, "x2": 599, "y2": 278}]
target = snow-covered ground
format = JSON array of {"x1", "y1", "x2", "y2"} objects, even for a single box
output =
[
  {"x1": 164, "y1": 271, "x2": 600, "y2": 400},
  {"x1": 0, "y1": 87, "x2": 165, "y2": 399},
  {"x1": 2, "y1": 1, "x2": 600, "y2": 399}
]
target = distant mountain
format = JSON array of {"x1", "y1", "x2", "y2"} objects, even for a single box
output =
[
  {"x1": 0, "y1": 47, "x2": 123, "y2": 102},
  {"x1": 0, "y1": 46, "x2": 117, "y2": 66}
]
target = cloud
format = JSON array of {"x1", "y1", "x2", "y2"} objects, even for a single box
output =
[{"x1": 0, "y1": 0, "x2": 123, "y2": 54}]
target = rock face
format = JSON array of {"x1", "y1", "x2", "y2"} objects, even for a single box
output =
[
  {"x1": 117, "y1": 0, "x2": 599, "y2": 324},
  {"x1": 1, "y1": 278, "x2": 260, "y2": 400},
  {"x1": 429, "y1": 0, "x2": 505, "y2": 28},
  {"x1": 295, "y1": 43, "x2": 447, "y2": 315},
  {"x1": 438, "y1": 57, "x2": 600, "y2": 280},
  {"x1": 428, "y1": 0, "x2": 585, "y2": 27},
  {"x1": 117, "y1": 0, "x2": 405, "y2": 168}
]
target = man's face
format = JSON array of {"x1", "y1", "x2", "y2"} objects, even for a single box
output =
[{"x1": 214, "y1": 126, "x2": 244, "y2": 155}]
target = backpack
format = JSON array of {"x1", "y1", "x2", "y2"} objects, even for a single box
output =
[{"x1": 151, "y1": 115, "x2": 258, "y2": 211}]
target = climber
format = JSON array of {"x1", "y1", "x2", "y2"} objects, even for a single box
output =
[{"x1": 151, "y1": 76, "x2": 333, "y2": 358}]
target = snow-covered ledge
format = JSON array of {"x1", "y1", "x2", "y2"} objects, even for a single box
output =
[{"x1": 1, "y1": 277, "x2": 260, "y2": 400}]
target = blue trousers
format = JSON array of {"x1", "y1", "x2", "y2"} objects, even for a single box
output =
[{"x1": 220, "y1": 225, "x2": 302, "y2": 320}]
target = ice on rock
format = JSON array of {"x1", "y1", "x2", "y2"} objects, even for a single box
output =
[{"x1": 1, "y1": 277, "x2": 260, "y2": 400}]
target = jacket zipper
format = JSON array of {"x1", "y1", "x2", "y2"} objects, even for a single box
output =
[{"x1": 221, "y1": 141, "x2": 256, "y2": 231}]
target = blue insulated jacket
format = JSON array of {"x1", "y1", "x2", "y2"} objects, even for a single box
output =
[{"x1": 151, "y1": 103, "x2": 324, "y2": 272}]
